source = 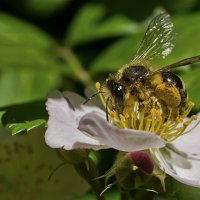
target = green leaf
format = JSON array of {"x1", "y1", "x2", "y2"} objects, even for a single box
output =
[
  {"x1": 0, "y1": 13, "x2": 68, "y2": 106},
  {"x1": 0, "y1": 99, "x2": 48, "y2": 134},
  {"x1": 0, "y1": 68, "x2": 61, "y2": 106},
  {"x1": 171, "y1": 180, "x2": 200, "y2": 200},
  {"x1": 90, "y1": 35, "x2": 142, "y2": 75},
  {"x1": 8, "y1": 119, "x2": 46, "y2": 135},
  {"x1": 162, "y1": 0, "x2": 197, "y2": 13},
  {"x1": 66, "y1": 3, "x2": 139, "y2": 46},
  {"x1": 0, "y1": 12, "x2": 54, "y2": 47},
  {"x1": 0, "y1": 100, "x2": 47, "y2": 123},
  {"x1": 7, "y1": 0, "x2": 71, "y2": 17},
  {"x1": 181, "y1": 67, "x2": 200, "y2": 110}
]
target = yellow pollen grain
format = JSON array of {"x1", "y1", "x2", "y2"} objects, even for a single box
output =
[
  {"x1": 95, "y1": 82, "x2": 101, "y2": 91},
  {"x1": 124, "y1": 112, "x2": 129, "y2": 118},
  {"x1": 120, "y1": 114, "x2": 125, "y2": 122},
  {"x1": 110, "y1": 110, "x2": 115, "y2": 118},
  {"x1": 118, "y1": 114, "x2": 126, "y2": 125},
  {"x1": 183, "y1": 120, "x2": 191, "y2": 127},
  {"x1": 192, "y1": 115, "x2": 197, "y2": 120},
  {"x1": 159, "y1": 123, "x2": 168, "y2": 135},
  {"x1": 177, "y1": 118, "x2": 183, "y2": 123}
]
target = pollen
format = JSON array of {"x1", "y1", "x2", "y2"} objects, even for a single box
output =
[
  {"x1": 97, "y1": 82, "x2": 198, "y2": 143},
  {"x1": 96, "y1": 82, "x2": 101, "y2": 91}
]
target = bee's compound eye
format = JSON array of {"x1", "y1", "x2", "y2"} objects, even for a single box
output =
[
  {"x1": 114, "y1": 84, "x2": 125, "y2": 109},
  {"x1": 106, "y1": 80, "x2": 125, "y2": 109},
  {"x1": 106, "y1": 79, "x2": 115, "y2": 90}
]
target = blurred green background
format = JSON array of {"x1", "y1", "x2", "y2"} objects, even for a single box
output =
[{"x1": 0, "y1": 0, "x2": 200, "y2": 199}]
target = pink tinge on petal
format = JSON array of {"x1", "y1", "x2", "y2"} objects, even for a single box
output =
[{"x1": 78, "y1": 113, "x2": 166, "y2": 152}]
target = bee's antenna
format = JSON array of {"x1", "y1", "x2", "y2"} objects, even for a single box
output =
[{"x1": 83, "y1": 92, "x2": 101, "y2": 104}]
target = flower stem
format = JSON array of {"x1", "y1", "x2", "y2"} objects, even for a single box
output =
[
  {"x1": 56, "y1": 46, "x2": 92, "y2": 85},
  {"x1": 74, "y1": 158, "x2": 105, "y2": 200}
]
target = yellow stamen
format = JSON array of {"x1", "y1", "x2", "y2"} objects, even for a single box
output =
[{"x1": 96, "y1": 82, "x2": 198, "y2": 143}]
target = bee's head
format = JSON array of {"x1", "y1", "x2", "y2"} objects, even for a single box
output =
[{"x1": 105, "y1": 79, "x2": 126, "y2": 109}]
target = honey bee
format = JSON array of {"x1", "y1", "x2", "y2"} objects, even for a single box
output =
[{"x1": 100, "y1": 13, "x2": 200, "y2": 119}]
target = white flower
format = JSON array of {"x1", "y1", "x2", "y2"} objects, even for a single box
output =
[
  {"x1": 45, "y1": 90, "x2": 200, "y2": 187},
  {"x1": 45, "y1": 91, "x2": 165, "y2": 151}
]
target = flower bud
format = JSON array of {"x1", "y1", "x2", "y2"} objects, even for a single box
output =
[
  {"x1": 115, "y1": 151, "x2": 154, "y2": 190},
  {"x1": 129, "y1": 151, "x2": 154, "y2": 175}
]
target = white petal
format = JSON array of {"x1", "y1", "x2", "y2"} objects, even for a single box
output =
[
  {"x1": 172, "y1": 114, "x2": 200, "y2": 156},
  {"x1": 153, "y1": 145, "x2": 200, "y2": 187},
  {"x1": 62, "y1": 91, "x2": 86, "y2": 107},
  {"x1": 45, "y1": 91, "x2": 108, "y2": 150},
  {"x1": 154, "y1": 115, "x2": 200, "y2": 187},
  {"x1": 78, "y1": 113, "x2": 166, "y2": 152},
  {"x1": 63, "y1": 91, "x2": 106, "y2": 119},
  {"x1": 46, "y1": 91, "x2": 76, "y2": 126}
]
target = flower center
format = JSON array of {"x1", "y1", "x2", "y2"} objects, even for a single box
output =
[{"x1": 96, "y1": 82, "x2": 198, "y2": 143}]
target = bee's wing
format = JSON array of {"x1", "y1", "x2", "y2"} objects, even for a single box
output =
[{"x1": 132, "y1": 13, "x2": 175, "y2": 63}]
